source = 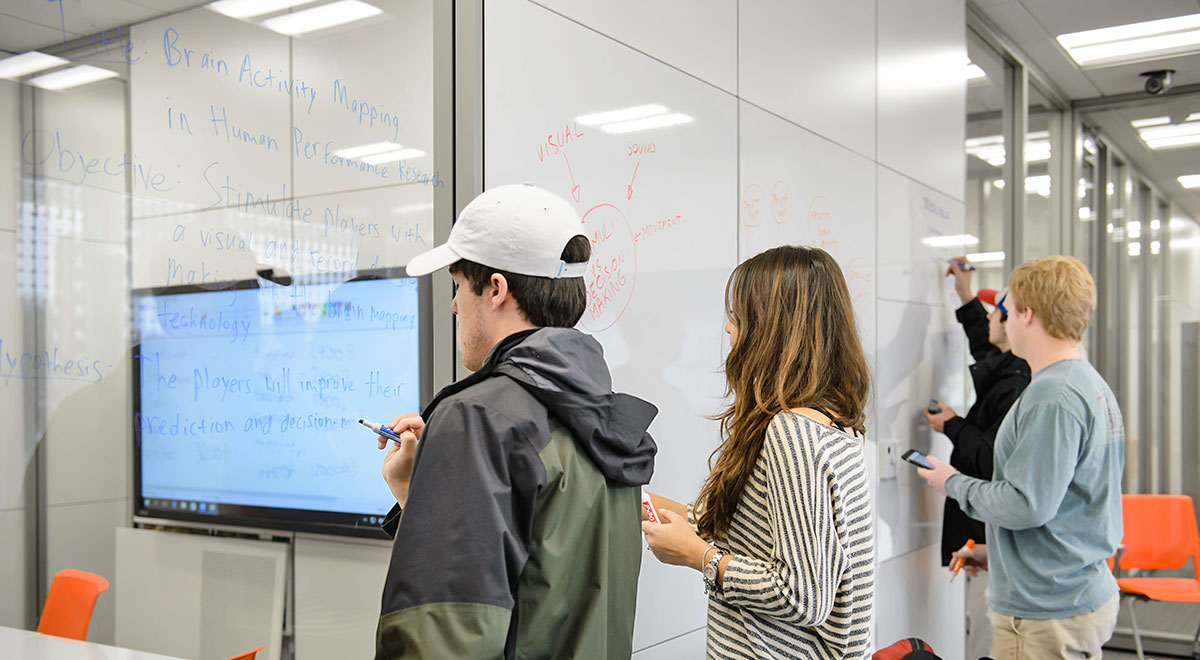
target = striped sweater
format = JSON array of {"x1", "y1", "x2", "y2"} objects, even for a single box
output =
[{"x1": 689, "y1": 411, "x2": 874, "y2": 659}]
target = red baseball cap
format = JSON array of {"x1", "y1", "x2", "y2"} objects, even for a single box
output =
[{"x1": 977, "y1": 288, "x2": 1009, "y2": 315}]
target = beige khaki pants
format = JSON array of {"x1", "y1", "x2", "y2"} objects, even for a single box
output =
[{"x1": 990, "y1": 594, "x2": 1119, "y2": 660}]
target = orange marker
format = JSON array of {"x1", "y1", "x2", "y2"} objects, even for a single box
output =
[{"x1": 950, "y1": 539, "x2": 975, "y2": 582}]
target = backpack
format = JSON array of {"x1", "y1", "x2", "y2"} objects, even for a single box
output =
[{"x1": 872, "y1": 637, "x2": 940, "y2": 660}]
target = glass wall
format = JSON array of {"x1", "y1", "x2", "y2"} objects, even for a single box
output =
[
  {"x1": 964, "y1": 31, "x2": 1011, "y2": 291},
  {"x1": 1023, "y1": 85, "x2": 1062, "y2": 259}
]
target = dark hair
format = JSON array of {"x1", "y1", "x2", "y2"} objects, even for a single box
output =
[
  {"x1": 696, "y1": 245, "x2": 870, "y2": 540},
  {"x1": 449, "y1": 235, "x2": 591, "y2": 327}
]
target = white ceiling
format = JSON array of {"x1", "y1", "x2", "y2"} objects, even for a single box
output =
[
  {"x1": 0, "y1": 0, "x2": 208, "y2": 53},
  {"x1": 974, "y1": 0, "x2": 1200, "y2": 220}
]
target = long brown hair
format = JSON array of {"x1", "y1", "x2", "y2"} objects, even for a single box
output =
[{"x1": 696, "y1": 245, "x2": 870, "y2": 540}]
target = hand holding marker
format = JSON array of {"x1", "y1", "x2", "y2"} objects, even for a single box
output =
[
  {"x1": 950, "y1": 259, "x2": 976, "y2": 272},
  {"x1": 360, "y1": 419, "x2": 405, "y2": 443},
  {"x1": 949, "y1": 539, "x2": 975, "y2": 582},
  {"x1": 641, "y1": 490, "x2": 661, "y2": 524}
]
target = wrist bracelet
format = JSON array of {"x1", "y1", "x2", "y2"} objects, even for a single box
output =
[{"x1": 700, "y1": 544, "x2": 716, "y2": 570}]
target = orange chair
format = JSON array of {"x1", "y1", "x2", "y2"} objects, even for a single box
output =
[
  {"x1": 1115, "y1": 494, "x2": 1200, "y2": 660},
  {"x1": 36, "y1": 569, "x2": 110, "y2": 640},
  {"x1": 223, "y1": 646, "x2": 264, "y2": 660}
]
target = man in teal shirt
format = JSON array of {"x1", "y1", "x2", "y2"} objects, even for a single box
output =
[{"x1": 920, "y1": 255, "x2": 1124, "y2": 660}]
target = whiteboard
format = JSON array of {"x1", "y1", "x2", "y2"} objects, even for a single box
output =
[
  {"x1": 128, "y1": 2, "x2": 437, "y2": 286},
  {"x1": 874, "y1": 167, "x2": 967, "y2": 561},
  {"x1": 738, "y1": 100, "x2": 877, "y2": 368},
  {"x1": 531, "y1": 0, "x2": 737, "y2": 93},
  {"x1": 485, "y1": 0, "x2": 737, "y2": 647}
]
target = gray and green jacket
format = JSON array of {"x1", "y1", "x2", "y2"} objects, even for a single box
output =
[{"x1": 375, "y1": 327, "x2": 658, "y2": 659}]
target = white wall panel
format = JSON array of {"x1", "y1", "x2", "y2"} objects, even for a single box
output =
[
  {"x1": 0, "y1": 509, "x2": 28, "y2": 629},
  {"x1": 877, "y1": 0, "x2": 966, "y2": 200},
  {"x1": 739, "y1": 0, "x2": 877, "y2": 158},
  {"x1": 294, "y1": 535, "x2": 390, "y2": 660},
  {"x1": 533, "y1": 0, "x2": 737, "y2": 93},
  {"x1": 875, "y1": 543, "x2": 966, "y2": 658},
  {"x1": 44, "y1": 238, "x2": 130, "y2": 506},
  {"x1": 45, "y1": 499, "x2": 128, "y2": 644}
]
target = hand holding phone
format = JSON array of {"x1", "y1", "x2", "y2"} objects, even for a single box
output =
[{"x1": 901, "y1": 449, "x2": 934, "y2": 470}]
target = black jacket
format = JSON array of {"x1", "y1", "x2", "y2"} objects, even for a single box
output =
[{"x1": 940, "y1": 298, "x2": 1031, "y2": 565}]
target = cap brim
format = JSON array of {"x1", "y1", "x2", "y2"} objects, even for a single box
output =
[{"x1": 405, "y1": 243, "x2": 460, "y2": 277}]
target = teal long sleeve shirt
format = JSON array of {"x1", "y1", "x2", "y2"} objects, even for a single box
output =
[{"x1": 944, "y1": 358, "x2": 1124, "y2": 619}]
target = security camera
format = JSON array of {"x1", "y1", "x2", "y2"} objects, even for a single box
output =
[{"x1": 1141, "y1": 70, "x2": 1175, "y2": 95}]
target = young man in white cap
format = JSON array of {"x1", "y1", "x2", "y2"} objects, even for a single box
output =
[{"x1": 371, "y1": 183, "x2": 658, "y2": 660}]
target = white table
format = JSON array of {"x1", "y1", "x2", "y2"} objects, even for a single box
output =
[{"x1": 0, "y1": 626, "x2": 189, "y2": 659}]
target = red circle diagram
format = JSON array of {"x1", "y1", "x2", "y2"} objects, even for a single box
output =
[{"x1": 579, "y1": 203, "x2": 637, "y2": 332}]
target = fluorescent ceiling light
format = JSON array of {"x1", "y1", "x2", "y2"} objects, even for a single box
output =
[
  {"x1": 601, "y1": 112, "x2": 693, "y2": 135},
  {"x1": 965, "y1": 132, "x2": 1050, "y2": 166},
  {"x1": 1145, "y1": 135, "x2": 1200, "y2": 150},
  {"x1": 922, "y1": 234, "x2": 979, "y2": 248},
  {"x1": 965, "y1": 62, "x2": 986, "y2": 81},
  {"x1": 1128, "y1": 241, "x2": 1141, "y2": 256},
  {"x1": 207, "y1": 0, "x2": 313, "y2": 18},
  {"x1": 27, "y1": 65, "x2": 118, "y2": 90},
  {"x1": 261, "y1": 0, "x2": 382, "y2": 35},
  {"x1": 1130, "y1": 116, "x2": 1170, "y2": 128},
  {"x1": 332, "y1": 141, "x2": 401, "y2": 159},
  {"x1": 360, "y1": 148, "x2": 425, "y2": 165},
  {"x1": 1079, "y1": 207, "x2": 1093, "y2": 220},
  {"x1": 1133, "y1": 118, "x2": 1200, "y2": 150},
  {"x1": 1188, "y1": 113, "x2": 1200, "y2": 122},
  {"x1": 1057, "y1": 13, "x2": 1200, "y2": 67},
  {"x1": 966, "y1": 251, "x2": 1005, "y2": 263},
  {"x1": 1179, "y1": 174, "x2": 1200, "y2": 188},
  {"x1": 1026, "y1": 175, "x2": 1051, "y2": 198},
  {"x1": 576, "y1": 105, "x2": 667, "y2": 127},
  {"x1": 0, "y1": 51, "x2": 68, "y2": 79}
]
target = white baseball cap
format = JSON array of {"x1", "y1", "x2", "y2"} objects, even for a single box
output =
[{"x1": 405, "y1": 183, "x2": 588, "y2": 278}]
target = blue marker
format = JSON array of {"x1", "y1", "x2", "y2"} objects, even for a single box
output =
[
  {"x1": 360, "y1": 418, "x2": 405, "y2": 443},
  {"x1": 952, "y1": 259, "x2": 976, "y2": 271}
]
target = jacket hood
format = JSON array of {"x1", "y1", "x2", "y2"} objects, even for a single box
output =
[{"x1": 492, "y1": 327, "x2": 658, "y2": 486}]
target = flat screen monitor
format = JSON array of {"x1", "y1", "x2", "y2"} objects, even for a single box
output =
[{"x1": 132, "y1": 270, "x2": 429, "y2": 537}]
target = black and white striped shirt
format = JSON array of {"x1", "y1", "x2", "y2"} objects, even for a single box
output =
[{"x1": 690, "y1": 411, "x2": 874, "y2": 659}]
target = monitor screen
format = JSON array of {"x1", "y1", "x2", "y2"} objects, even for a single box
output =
[{"x1": 132, "y1": 271, "x2": 427, "y2": 537}]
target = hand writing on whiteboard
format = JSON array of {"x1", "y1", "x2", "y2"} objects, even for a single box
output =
[{"x1": 380, "y1": 413, "x2": 424, "y2": 507}]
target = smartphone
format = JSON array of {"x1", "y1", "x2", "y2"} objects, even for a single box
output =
[
  {"x1": 927, "y1": 399, "x2": 942, "y2": 414},
  {"x1": 901, "y1": 449, "x2": 935, "y2": 470}
]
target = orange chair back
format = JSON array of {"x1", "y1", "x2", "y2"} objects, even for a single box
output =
[
  {"x1": 223, "y1": 646, "x2": 264, "y2": 660},
  {"x1": 36, "y1": 569, "x2": 110, "y2": 640},
  {"x1": 1119, "y1": 494, "x2": 1200, "y2": 573}
]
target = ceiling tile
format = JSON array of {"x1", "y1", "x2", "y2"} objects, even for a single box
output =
[
  {"x1": 1017, "y1": 0, "x2": 1199, "y2": 38},
  {"x1": 0, "y1": 15, "x2": 81, "y2": 53}
]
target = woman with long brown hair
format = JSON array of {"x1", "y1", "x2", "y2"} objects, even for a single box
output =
[{"x1": 643, "y1": 245, "x2": 874, "y2": 659}]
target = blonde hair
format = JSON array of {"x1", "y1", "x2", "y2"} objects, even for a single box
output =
[
  {"x1": 1008, "y1": 255, "x2": 1095, "y2": 342},
  {"x1": 696, "y1": 246, "x2": 870, "y2": 540}
]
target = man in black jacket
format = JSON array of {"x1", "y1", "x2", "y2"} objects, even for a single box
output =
[
  {"x1": 927, "y1": 261, "x2": 1032, "y2": 565},
  {"x1": 926, "y1": 258, "x2": 1030, "y2": 658}
]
